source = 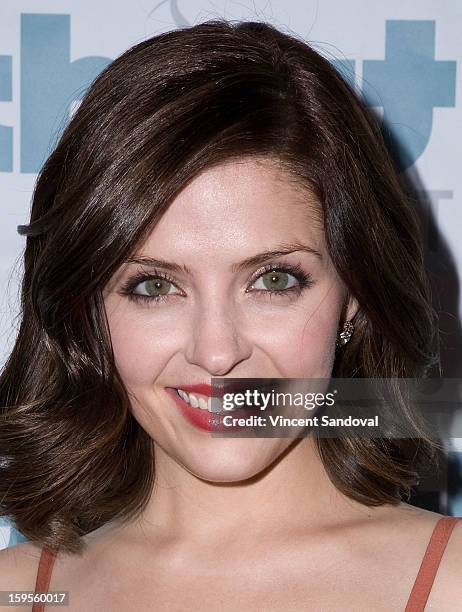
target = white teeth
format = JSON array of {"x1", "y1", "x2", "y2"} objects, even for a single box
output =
[
  {"x1": 175, "y1": 389, "x2": 218, "y2": 413},
  {"x1": 198, "y1": 397, "x2": 208, "y2": 410}
]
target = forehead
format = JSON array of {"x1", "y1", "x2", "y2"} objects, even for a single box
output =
[{"x1": 148, "y1": 157, "x2": 324, "y2": 252}]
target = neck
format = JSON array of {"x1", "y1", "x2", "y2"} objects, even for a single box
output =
[{"x1": 127, "y1": 437, "x2": 374, "y2": 544}]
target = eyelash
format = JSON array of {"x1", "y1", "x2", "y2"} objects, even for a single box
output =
[{"x1": 119, "y1": 262, "x2": 314, "y2": 305}]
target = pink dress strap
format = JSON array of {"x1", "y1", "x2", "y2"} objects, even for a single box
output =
[
  {"x1": 32, "y1": 546, "x2": 58, "y2": 612},
  {"x1": 404, "y1": 516, "x2": 460, "y2": 611}
]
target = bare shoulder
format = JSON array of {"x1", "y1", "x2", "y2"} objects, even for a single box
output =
[
  {"x1": 376, "y1": 503, "x2": 462, "y2": 607},
  {"x1": 426, "y1": 512, "x2": 462, "y2": 609},
  {"x1": 0, "y1": 541, "x2": 43, "y2": 609},
  {"x1": 351, "y1": 500, "x2": 447, "y2": 545}
]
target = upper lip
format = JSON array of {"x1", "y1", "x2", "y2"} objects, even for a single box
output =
[{"x1": 170, "y1": 381, "x2": 269, "y2": 398}]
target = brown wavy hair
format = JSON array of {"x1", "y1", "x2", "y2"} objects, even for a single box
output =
[{"x1": 0, "y1": 19, "x2": 440, "y2": 555}]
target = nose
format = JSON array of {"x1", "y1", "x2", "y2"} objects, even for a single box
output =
[{"x1": 184, "y1": 301, "x2": 252, "y2": 377}]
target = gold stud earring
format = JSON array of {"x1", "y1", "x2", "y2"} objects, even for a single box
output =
[{"x1": 336, "y1": 320, "x2": 355, "y2": 348}]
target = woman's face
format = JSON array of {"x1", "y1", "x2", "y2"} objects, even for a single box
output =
[{"x1": 103, "y1": 157, "x2": 358, "y2": 481}]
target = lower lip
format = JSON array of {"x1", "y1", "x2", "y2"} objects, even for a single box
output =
[{"x1": 165, "y1": 388, "x2": 259, "y2": 433}]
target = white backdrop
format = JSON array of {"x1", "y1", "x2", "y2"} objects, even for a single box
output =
[{"x1": 1, "y1": 0, "x2": 461, "y2": 548}]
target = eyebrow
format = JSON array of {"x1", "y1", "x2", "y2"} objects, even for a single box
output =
[{"x1": 124, "y1": 242, "x2": 322, "y2": 275}]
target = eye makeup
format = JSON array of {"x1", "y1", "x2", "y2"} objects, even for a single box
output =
[{"x1": 117, "y1": 260, "x2": 315, "y2": 306}]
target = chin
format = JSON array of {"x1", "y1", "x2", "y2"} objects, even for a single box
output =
[{"x1": 175, "y1": 438, "x2": 285, "y2": 483}]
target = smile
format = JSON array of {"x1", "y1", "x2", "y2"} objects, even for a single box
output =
[
  {"x1": 174, "y1": 388, "x2": 216, "y2": 412},
  {"x1": 165, "y1": 387, "x2": 248, "y2": 433}
]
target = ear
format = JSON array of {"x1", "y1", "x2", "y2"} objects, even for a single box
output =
[{"x1": 345, "y1": 293, "x2": 359, "y2": 322}]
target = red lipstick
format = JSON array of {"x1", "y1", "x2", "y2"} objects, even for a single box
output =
[
  {"x1": 171, "y1": 379, "x2": 267, "y2": 397},
  {"x1": 164, "y1": 387, "x2": 260, "y2": 433},
  {"x1": 171, "y1": 381, "x2": 264, "y2": 398}
]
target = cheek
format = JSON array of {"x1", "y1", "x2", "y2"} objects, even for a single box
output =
[
  {"x1": 106, "y1": 305, "x2": 177, "y2": 388},
  {"x1": 258, "y1": 284, "x2": 343, "y2": 378}
]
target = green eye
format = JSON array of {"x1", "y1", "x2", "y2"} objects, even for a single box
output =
[
  {"x1": 253, "y1": 270, "x2": 298, "y2": 292},
  {"x1": 122, "y1": 263, "x2": 313, "y2": 306},
  {"x1": 143, "y1": 278, "x2": 173, "y2": 297},
  {"x1": 121, "y1": 271, "x2": 182, "y2": 305}
]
